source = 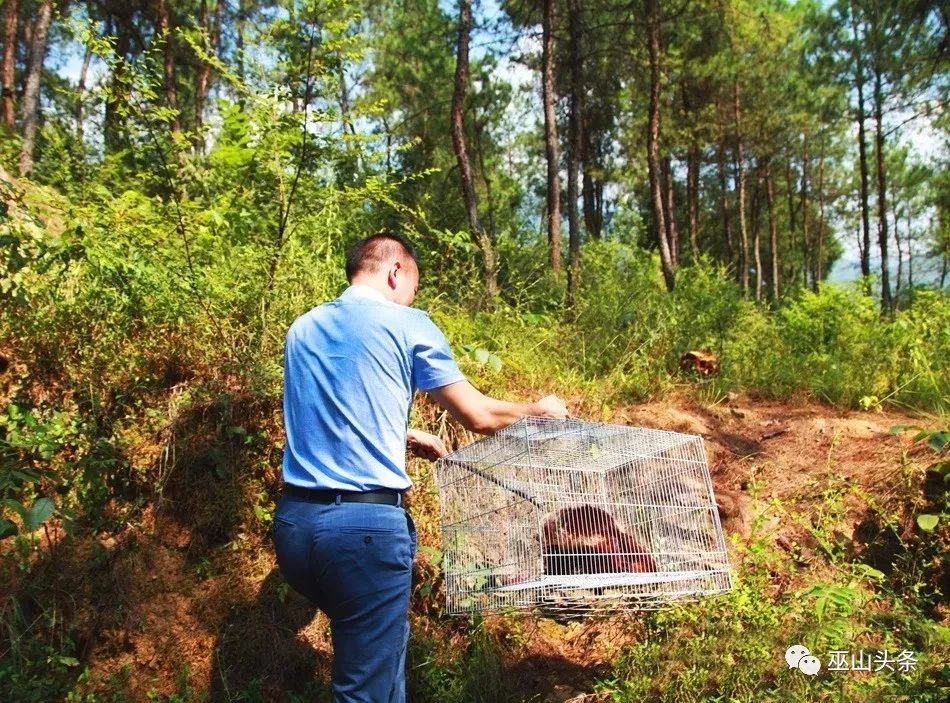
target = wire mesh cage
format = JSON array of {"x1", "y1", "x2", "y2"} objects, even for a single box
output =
[{"x1": 435, "y1": 417, "x2": 732, "y2": 615}]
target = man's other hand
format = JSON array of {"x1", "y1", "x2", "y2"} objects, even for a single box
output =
[
  {"x1": 532, "y1": 394, "x2": 569, "y2": 419},
  {"x1": 407, "y1": 429, "x2": 448, "y2": 461}
]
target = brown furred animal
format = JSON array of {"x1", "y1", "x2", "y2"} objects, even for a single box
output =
[
  {"x1": 679, "y1": 349, "x2": 720, "y2": 376},
  {"x1": 542, "y1": 504, "x2": 656, "y2": 575}
]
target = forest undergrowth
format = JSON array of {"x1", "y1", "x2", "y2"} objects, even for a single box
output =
[{"x1": 2, "y1": 164, "x2": 949, "y2": 701}]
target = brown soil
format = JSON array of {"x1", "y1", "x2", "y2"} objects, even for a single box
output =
[{"x1": 9, "y1": 394, "x2": 938, "y2": 702}]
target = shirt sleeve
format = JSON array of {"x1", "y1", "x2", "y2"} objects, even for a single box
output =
[{"x1": 411, "y1": 316, "x2": 466, "y2": 392}]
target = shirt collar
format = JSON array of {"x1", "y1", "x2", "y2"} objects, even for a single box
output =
[{"x1": 341, "y1": 283, "x2": 388, "y2": 303}]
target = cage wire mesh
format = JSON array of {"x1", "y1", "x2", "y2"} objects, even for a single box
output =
[{"x1": 435, "y1": 417, "x2": 732, "y2": 615}]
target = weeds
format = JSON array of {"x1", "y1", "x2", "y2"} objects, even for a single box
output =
[{"x1": 596, "y1": 488, "x2": 948, "y2": 702}]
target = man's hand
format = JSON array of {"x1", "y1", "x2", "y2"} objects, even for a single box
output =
[
  {"x1": 532, "y1": 394, "x2": 569, "y2": 419},
  {"x1": 407, "y1": 429, "x2": 448, "y2": 461}
]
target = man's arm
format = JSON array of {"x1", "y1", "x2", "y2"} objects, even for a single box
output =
[{"x1": 426, "y1": 380, "x2": 568, "y2": 435}]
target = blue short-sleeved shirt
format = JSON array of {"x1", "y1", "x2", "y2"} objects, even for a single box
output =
[{"x1": 282, "y1": 285, "x2": 465, "y2": 491}]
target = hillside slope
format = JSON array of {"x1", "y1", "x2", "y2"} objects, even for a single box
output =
[{"x1": 7, "y1": 393, "x2": 942, "y2": 702}]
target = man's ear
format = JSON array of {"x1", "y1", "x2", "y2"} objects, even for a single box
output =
[{"x1": 387, "y1": 260, "x2": 403, "y2": 289}]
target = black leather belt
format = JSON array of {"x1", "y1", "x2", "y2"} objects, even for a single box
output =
[{"x1": 283, "y1": 484, "x2": 403, "y2": 506}]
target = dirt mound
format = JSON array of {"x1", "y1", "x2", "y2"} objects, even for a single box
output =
[{"x1": 616, "y1": 394, "x2": 915, "y2": 499}]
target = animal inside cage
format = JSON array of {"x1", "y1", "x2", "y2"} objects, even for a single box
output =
[{"x1": 435, "y1": 417, "x2": 732, "y2": 615}]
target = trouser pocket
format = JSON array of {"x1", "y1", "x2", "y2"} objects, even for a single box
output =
[{"x1": 406, "y1": 510, "x2": 417, "y2": 561}]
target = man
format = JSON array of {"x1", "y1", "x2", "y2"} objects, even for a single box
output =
[{"x1": 273, "y1": 232, "x2": 568, "y2": 702}]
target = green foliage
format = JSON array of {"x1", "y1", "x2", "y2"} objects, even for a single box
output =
[
  {"x1": 408, "y1": 617, "x2": 509, "y2": 703},
  {"x1": 146, "y1": 666, "x2": 205, "y2": 703},
  {"x1": 0, "y1": 597, "x2": 83, "y2": 702},
  {"x1": 891, "y1": 423, "x2": 950, "y2": 543},
  {"x1": 494, "y1": 239, "x2": 950, "y2": 410},
  {"x1": 0, "y1": 401, "x2": 82, "y2": 542},
  {"x1": 597, "y1": 505, "x2": 947, "y2": 702}
]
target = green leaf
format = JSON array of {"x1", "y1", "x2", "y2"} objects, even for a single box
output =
[
  {"x1": 0, "y1": 519, "x2": 17, "y2": 538},
  {"x1": 487, "y1": 353, "x2": 502, "y2": 372},
  {"x1": 917, "y1": 514, "x2": 939, "y2": 532},
  {"x1": 853, "y1": 564, "x2": 885, "y2": 581},
  {"x1": 1, "y1": 498, "x2": 28, "y2": 519},
  {"x1": 23, "y1": 497, "x2": 55, "y2": 532},
  {"x1": 418, "y1": 545, "x2": 443, "y2": 566},
  {"x1": 12, "y1": 469, "x2": 42, "y2": 484},
  {"x1": 473, "y1": 348, "x2": 490, "y2": 364},
  {"x1": 890, "y1": 424, "x2": 920, "y2": 435},
  {"x1": 815, "y1": 595, "x2": 826, "y2": 621},
  {"x1": 828, "y1": 587, "x2": 853, "y2": 607},
  {"x1": 927, "y1": 432, "x2": 948, "y2": 452}
]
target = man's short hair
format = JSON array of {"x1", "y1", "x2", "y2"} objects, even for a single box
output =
[{"x1": 345, "y1": 232, "x2": 418, "y2": 282}]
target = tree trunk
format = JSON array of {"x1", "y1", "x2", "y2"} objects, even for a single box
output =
[
  {"x1": 850, "y1": 5, "x2": 872, "y2": 287},
  {"x1": 906, "y1": 210, "x2": 914, "y2": 289},
  {"x1": 382, "y1": 115, "x2": 392, "y2": 175},
  {"x1": 577, "y1": 8, "x2": 600, "y2": 242},
  {"x1": 75, "y1": 38, "x2": 92, "y2": 141},
  {"x1": 681, "y1": 80, "x2": 699, "y2": 260},
  {"x1": 814, "y1": 139, "x2": 826, "y2": 291},
  {"x1": 451, "y1": 0, "x2": 498, "y2": 300},
  {"x1": 717, "y1": 138, "x2": 734, "y2": 264},
  {"x1": 800, "y1": 137, "x2": 810, "y2": 290},
  {"x1": 733, "y1": 81, "x2": 749, "y2": 296},
  {"x1": 662, "y1": 155, "x2": 679, "y2": 268},
  {"x1": 582, "y1": 166, "x2": 603, "y2": 239},
  {"x1": 104, "y1": 18, "x2": 130, "y2": 153},
  {"x1": 18, "y1": 0, "x2": 54, "y2": 176},
  {"x1": 195, "y1": 0, "x2": 223, "y2": 133},
  {"x1": 473, "y1": 96, "x2": 497, "y2": 241},
  {"x1": 1, "y1": 0, "x2": 17, "y2": 129},
  {"x1": 893, "y1": 209, "x2": 903, "y2": 299},
  {"x1": 541, "y1": 0, "x2": 561, "y2": 275},
  {"x1": 338, "y1": 64, "x2": 356, "y2": 137},
  {"x1": 157, "y1": 0, "x2": 180, "y2": 134},
  {"x1": 784, "y1": 160, "x2": 798, "y2": 287},
  {"x1": 751, "y1": 170, "x2": 763, "y2": 300},
  {"x1": 237, "y1": 0, "x2": 247, "y2": 107},
  {"x1": 581, "y1": 127, "x2": 603, "y2": 239},
  {"x1": 766, "y1": 163, "x2": 779, "y2": 300},
  {"x1": 646, "y1": 0, "x2": 675, "y2": 291},
  {"x1": 687, "y1": 144, "x2": 699, "y2": 260},
  {"x1": 337, "y1": 63, "x2": 362, "y2": 175},
  {"x1": 566, "y1": 0, "x2": 583, "y2": 306},
  {"x1": 872, "y1": 62, "x2": 892, "y2": 311},
  {"x1": 855, "y1": 226, "x2": 865, "y2": 271}
]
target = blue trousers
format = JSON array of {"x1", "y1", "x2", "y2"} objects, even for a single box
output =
[{"x1": 272, "y1": 495, "x2": 416, "y2": 702}]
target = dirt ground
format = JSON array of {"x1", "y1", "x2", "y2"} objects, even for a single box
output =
[{"x1": 10, "y1": 394, "x2": 938, "y2": 702}]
